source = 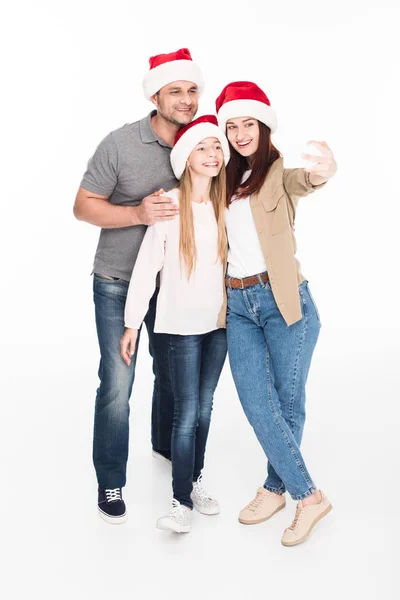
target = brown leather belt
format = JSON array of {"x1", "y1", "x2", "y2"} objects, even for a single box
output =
[{"x1": 225, "y1": 271, "x2": 269, "y2": 289}]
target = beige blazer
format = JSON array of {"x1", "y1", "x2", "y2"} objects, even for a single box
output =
[{"x1": 217, "y1": 157, "x2": 327, "y2": 328}]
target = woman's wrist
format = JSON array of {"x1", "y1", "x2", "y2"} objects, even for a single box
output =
[{"x1": 306, "y1": 171, "x2": 328, "y2": 187}]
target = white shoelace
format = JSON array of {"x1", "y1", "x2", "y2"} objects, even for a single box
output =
[{"x1": 105, "y1": 488, "x2": 122, "y2": 503}]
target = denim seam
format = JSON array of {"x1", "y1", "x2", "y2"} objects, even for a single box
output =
[
  {"x1": 265, "y1": 345, "x2": 314, "y2": 492},
  {"x1": 167, "y1": 338, "x2": 177, "y2": 411},
  {"x1": 252, "y1": 289, "x2": 261, "y2": 324},
  {"x1": 289, "y1": 291, "x2": 308, "y2": 432},
  {"x1": 306, "y1": 282, "x2": 321, "y2": 323},
  {"x1": 147, "y1": 329, "x2": 163, "y2": 451},
  {"x1": 93, "y1": 358, "x2": 103, "y2": 470},
  {"x1": 93, "y1": 279, "x2": 139, "y2": 488}
]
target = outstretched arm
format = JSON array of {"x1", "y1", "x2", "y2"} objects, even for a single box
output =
[
  {"x1": 283, "y1": 141, "x2": 337, "y2": 198},
  {"x1": 302, "y1": 141, "x2": 337, "y2": 186}
]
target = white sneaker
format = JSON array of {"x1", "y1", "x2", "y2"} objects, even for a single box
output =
[
  {"x1": 152, "y1": 450, "x2": 172, "y2": 467},
  {"x1": 156, "y1": 499, "x2": 192, "y2": 533},
  {"x1": 191, "y1": 474, "x2": 220, "y2": 515}
]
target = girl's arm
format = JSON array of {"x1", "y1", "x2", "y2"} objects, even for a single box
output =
[
  {"x1": 121, "y1": 221, "x2": 167, "y2": 365},
  {"x1": 124, "y1": 221, "x2": 167, "y2": 330}
]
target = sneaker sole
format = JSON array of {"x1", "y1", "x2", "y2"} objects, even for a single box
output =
[
  {"x1": 239, "y1": 501, "x2": 286, "y2": 525},
  {"x1": 152, "y1": 450, "x2": 172, "y2": 466},
  {"x1": 98, "y1": 508, "x2": 127, "y2": 525},
  {"x1": 156, "y1": 519, "x2": 191, "y2": 533},
  {"x1": 193, "y1": 503, "x2": 220, "y2": 516},
  {"x1": 281, "y1": 503, "x2": 332, "y2": 547}
]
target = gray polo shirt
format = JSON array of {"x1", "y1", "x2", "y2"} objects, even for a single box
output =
[{"x1": 80, "y1": 111, "x2": 178, "y2": 281}]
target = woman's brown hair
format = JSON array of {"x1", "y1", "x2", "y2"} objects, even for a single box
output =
[
  {"x1": 177, "y1": 165, "x2": 227, "y2": 279},
  {"x1": 225, "y1": 121, "x2": 281, "y2": 205}
]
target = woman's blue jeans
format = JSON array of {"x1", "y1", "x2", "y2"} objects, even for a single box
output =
[{"x1": 226, "y1": 279, "x2": 321, "y2": 501}]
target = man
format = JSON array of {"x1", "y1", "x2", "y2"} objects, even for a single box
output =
[{"x1": 73, "y1": 48, "x2": 204, "y2": 524}]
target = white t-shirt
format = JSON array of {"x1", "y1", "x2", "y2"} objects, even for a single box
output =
[
  {"x1": 124, "y1": 189, "x2": 224, "y2": 335},
  {"x1": 225, "y1": 170, "x2": 268, "y2": 278}
]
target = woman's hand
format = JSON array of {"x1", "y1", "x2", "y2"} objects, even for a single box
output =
[
  {"x1": 302, "y1": 141, "x2": 337, "y2": 186},
  {"x1": 120, "y1": 328, "x2": 138, "y2": 366}
]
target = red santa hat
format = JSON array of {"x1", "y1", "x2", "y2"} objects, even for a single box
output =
[
  {"x1": 215, "y1": 81, "x2": 277, "y2": 133},
  {"x1": 170, "y1": 115, "x2": 230, "y2": 179},
  {"x1": 142, "y1": 48, "x2": 204, "y2": 100}
]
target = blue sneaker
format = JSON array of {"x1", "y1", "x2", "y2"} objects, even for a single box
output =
[{"x1": 98, "y1": 488, "x2": 127, "y2": 524}]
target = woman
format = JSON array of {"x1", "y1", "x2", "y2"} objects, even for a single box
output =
[
  {"x1": 215, "y1": 81, "x2": 337, "y2": 546},
  {"x1": 120, "y1": 115, "x2": 230, "y2": 533}
]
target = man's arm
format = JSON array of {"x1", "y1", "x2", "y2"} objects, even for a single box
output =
[
  {"x1": 124, "y1": 221, "x2": 166, "y2": 329},
  {"x1": 73, "y1": 187, "x2": 179, "y2": 228},
  {"x1": 74, "y1": 131, "x2": 179, "y2": 228}
]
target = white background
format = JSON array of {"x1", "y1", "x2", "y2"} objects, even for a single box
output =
[{"x1": 1, "y1": 1, "x2": 399, "y2": 598}]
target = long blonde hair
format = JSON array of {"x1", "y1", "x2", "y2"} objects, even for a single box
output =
[{"x1": 177, "y1": 165, "x2": 227, "y2": 279}]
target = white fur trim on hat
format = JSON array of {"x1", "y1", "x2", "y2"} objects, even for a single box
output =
[
  {"x1": 217, "y1": 99, "x2": 277, "y2": 133},
  {"x1": 143, "y1": 60, "x2": 204, "y2": 100},
  {"x1": 170, "y1": 123, "x2": 230, "y2": 179}
]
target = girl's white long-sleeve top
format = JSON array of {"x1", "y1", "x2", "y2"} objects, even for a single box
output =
[{"x1": 124, "y1": 188, "x2": 224, "y2": 335}]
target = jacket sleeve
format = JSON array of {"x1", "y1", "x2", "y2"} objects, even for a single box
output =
[
  {"x1": 124, "y1": 222, "x2": 167, "y2": 329},
  {"x1": 281, "y1": 168, "x2": 328, "y2": 227},
  {"x1": 283, "y1": 168, "x2": 327, "y2": 199}
]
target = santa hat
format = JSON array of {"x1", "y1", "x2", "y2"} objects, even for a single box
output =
[
  {"x1": 170, "y1": 115, "x2": 230, "y2": 179},
  {"x1": 215, "y1": 81, "x2": 277, "y2": 133},
  {"x1": 142, "y1": 48, "x2": 204, "y2": 100}
]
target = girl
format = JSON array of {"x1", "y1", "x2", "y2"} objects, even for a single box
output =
[
  {"x1": 120, "y1": 115, "x2": 230, "y2": 533},
  {"x1": 216, "y1": 81, "x2": 337, "y2": 546}
]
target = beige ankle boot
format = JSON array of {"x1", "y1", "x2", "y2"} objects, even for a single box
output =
[
  {"x1": 281, "y1": 490, "x2": 332, "y2": 546},
  {"x1": 239, "y1": 487, "x2": 286, "y2": 525}
]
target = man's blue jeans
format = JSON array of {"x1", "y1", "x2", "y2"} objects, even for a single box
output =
[
  {"x1": 226, "y1": 279, "x2": 321, "y2": 501},
  {"x1": 92, "y1": 273, "x2": 174, "y2": 489},
  {"x1": 167, "y1": 329, "x2": 227, "y2": 509}
]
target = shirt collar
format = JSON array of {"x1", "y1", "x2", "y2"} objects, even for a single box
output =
[{"x1": 139, "y1": 110, "x2": 172, "y2": 148}]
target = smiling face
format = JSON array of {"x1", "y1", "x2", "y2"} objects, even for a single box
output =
[
  {"x1": 186, "y1": 137, "x2": 224, "y2": 178},
  {"x1": 151, "y1": 81, "x2": 199, "y2": 126},
  {"x1": 226, "y1": 116, "x2": 260, "y2": 157}
]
